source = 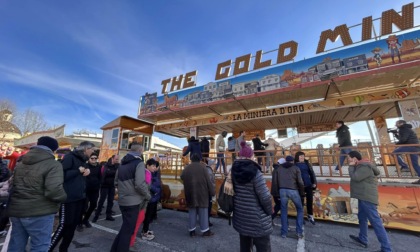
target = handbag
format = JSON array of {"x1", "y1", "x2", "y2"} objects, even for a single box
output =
[{"x1": 217, "y1": 174, "x2": 234, "y2": 225}]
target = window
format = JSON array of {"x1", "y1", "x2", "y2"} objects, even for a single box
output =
[{"x1": 111, "y1": 128, "x2": 119, "y2": 149}]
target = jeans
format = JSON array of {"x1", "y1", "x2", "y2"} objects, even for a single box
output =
[
  {"x1": 9, "y1": 214, "x2": 55, "y2": 252},
  {"x1": 280, "y1": 189, "x2": 303, "y2": 236},
  {"x1": 357, "y1": 199, "x2": 392, "y2": 252},
  {"x1": 215, "y1": 153, "x2": 226, "y2": 174},
  {"x1": 239, "y1": 234, "x2": 271, "y2": 252},
  {"x1": 266, "y1": 151, "x2": 275, "y2": 170},
  {"x1": 188, "y1": 207, "x2": 209, "y2": 232},
  {"x1": 393, "y1": 146, "x2": 420, "y2": 177},
  {"x1": 336, "y1": 148, "x2": 352, "y2": 171}
]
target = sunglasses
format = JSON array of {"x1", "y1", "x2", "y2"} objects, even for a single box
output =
[{"x1": 90, "y1": 157, "x2": 98, "y2": 160}]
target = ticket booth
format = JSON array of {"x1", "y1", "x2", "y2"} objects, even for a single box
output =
[{"x1": 99, "y1": 116, "x2": 154, "y2": 162}]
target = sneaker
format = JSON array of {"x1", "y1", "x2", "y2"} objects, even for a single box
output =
[
  {"x1": 83, "y1": 221, "x2": 92, "y2": 228},
  {"x1": 202, "y1": 230, "x2": 214, "y2": 237},
  {"x1": 297, "y1": 233, "x2": 304, "y2": 239},
  {"x1": 0, "y1": 231, "x2": 7, "y2": 237},
  {"x1": 105, "y1": 216, "x2": 115, "y2": 221},
  {"x1": 308, "y1": 215, "x2": 316, "y2": 225},
  {"x1": 411, "y1": 179, "x2": 420, "y2": 184},
  {"x1": 92, "y1": 216, "x2": 98, "y2": 223},
  {"x1": 349, "y1": 234, "x2": 368, "y2": 248},
  {"x1": 76, "y1": 224, "x2": 84, "y2": 232},
  {"x1": 189, "y1": 230, "x2": 196, "y2": 237},
  {"x1": 208, "y1": 222, "x2": 213, "y2": 227},
  {"x1": 281, "y1": 234, "x2": 286, "y2": 238},
  {"x1": 141, "y1": 232, "x2": 155, "y2": 240},
  {"x1": 145, "y1": 230, "x2": 154, "y2": 235}
]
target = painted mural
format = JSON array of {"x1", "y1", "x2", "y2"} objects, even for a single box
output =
[
  {"x1": 161, "y1": 178, "x2": 420, "y2": 232},
  {"x1": 139, "y1": 29, "x2": 420, "y2": 116}
]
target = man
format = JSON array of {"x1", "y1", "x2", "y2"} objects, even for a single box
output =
[
  {"x1": 111, "y1": 143, "x2": 150, "y2": 252},
  {"x1": 183, "y1": 136, "x2": 202, "y2": 161},
  {"x1": 200, "y1": 137, "x2": 210, "y2": 163},
  {"x1": 8, "y1": 136, "x2": 67, "y2": 252},
  {"x1": 252, "y1": 134, "x2": 268, "y2": 166},
  {"x1": 271, "y1": 158, "x2": 285, "y2": 222},
  {"x1": 235, "y1": 131, "x2": 246, "y2": 153},
  {"x1": 264, "y1": 137, "x2": 280, "y2": 173},
  {"x1": 93, "y1": 154, "x2": 119, "y2": 222},
  {"x1": 273, "y1": 155, "x2": 304, "y2": 239},
  {"x1": 215, "y1": 131, "x2": 227, "y2": 174},
  {"x1": 392, "y1": 120, "x2": 420, "y2": 184},
  {"x1": 50, "y1": 141, "x2": 95, "y2": 252},
  {"x1": 335, "y1": 121, "x2": 352, "y2": 173},
  {"x1": 348, "y1": 151, "x2": 392, "y2": 252},
  {"x1": 78, "y1": 153, "x2": 102, "y2": 230},
  {"x1": 181, "y1": 153, "x2": 215, "y2": 237}
]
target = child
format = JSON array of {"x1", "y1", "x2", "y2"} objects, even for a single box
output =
[
  {"x1": 129, "y1": 159, "x2": 157, "y2": 248},
  {"x1": 141, "y1": 160, "x2": 162, "y2": 238}
]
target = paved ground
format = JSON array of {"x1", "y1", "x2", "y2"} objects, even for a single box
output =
[{"x1": 1, "y1": 207, "x2": 418, "y2": 252}]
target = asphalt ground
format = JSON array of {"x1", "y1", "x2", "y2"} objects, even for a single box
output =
[{"x1": 1, "y1": 206, "x2": 418, "y2": 252}]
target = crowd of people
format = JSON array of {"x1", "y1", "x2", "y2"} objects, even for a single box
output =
[{"x1": 2, "y1": 118, "x2": 420, "y2": 251}]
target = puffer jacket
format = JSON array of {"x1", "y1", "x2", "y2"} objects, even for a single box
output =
[
  {"x1": 101, "y1": 161, "x2": 119, "y2": 188},
  {"x1": 231, "y1": 159, "x2": 273, "y2": 237},
  {"x1": 396, "y1": 123, "x2": 419, "y2": 145},
  {"x1": 8, "y1": 147, "x2": 67, "y2": 217},
  {"x1": 117, "y1": 152, "x2": 150, "y2": 207},
  {"x1": 183, "y1": 140, "x2": 202, "y2": 160},
  {"x1": 336, "y1": 124, "x2": 352, "y2": 147},
  {"x1": 349, "y1": 159, "x2": 381, "y2": 205}
]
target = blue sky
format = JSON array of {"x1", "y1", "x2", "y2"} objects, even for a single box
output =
[{"x1": 1, "y1": 0, "x2": 419, "y2": 148}]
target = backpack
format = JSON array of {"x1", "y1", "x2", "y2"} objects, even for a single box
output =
[{"x1": 217, "y1": 178, "x2": 234, "y2": 225}]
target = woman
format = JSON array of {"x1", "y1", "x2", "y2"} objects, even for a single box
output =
[
  {"x1": 231, "y1": 141, "x2": 273, "y2": 252},
  {"x1": 294, "y1": 151, "x2": 317, "y2": 225}
]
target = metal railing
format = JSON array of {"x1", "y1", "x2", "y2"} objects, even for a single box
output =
[{"x1": 148, "y1": 144, "x2": 420, "y2": 182}]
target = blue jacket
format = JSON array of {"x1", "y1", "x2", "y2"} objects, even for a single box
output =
[
  {"x1": 295, "y1": 160, "x2": 317, "y2": 187},
  {"x1": 150, "y1": 171, "x2": 162, "y2": 203},
  {"x1": 183, "y1": 140, "x2": 202, "y2": 160}
]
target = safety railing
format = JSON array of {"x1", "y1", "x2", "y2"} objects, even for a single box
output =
[{"x1": 148, "y1": 144, "x2": 420, "y2": 182}]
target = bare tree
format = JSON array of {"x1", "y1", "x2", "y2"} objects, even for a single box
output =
[
  {"x1": 0, "y1": 99, "x2": 16, "y2": 114},
  {"x1": 13, "y1": 108, "x2": 49, "y2": 136}
]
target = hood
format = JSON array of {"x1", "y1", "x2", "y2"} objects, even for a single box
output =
[
  {"x1": 231, "y1": 159, "x2": 261, "y2": 184},
  {"x1": 273, "y1": 163, "x2": 281, "y2": 170},
  {"x1": 21, "y1": 147, "x2": 55, "y2": 165},
  {"x1": 336, "y1": 124, "x2": 349, "y2": 132},
  {"x1": 358, "y1": 159, "x2": 381, "y2": 176},
  {"x1": 400, "y1": 123, "x2": 413, "y2": 129},
  {"x1": 282, "y1": 162, "x2": 295, "y2": 168},
  {"x1": 121, "y1": 153, "x2": 142, "y2": 165}
]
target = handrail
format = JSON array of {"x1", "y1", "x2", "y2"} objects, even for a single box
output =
[{"x1": 147, "y1": 144, "x2": 420, "y2": 181}]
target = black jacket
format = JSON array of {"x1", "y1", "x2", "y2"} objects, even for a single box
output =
[
  {"x1": 231, "y1": 159, "x2": 273, "y2": 237},
  {"x1": 252, "y1": 137, "x2": 268, "y2": 151},
  {"x1": 200, "y1": 139, "x2": 210, "y2": 157},
  {"x1": 396, "y1": 123, "x2": 419, "y2": 145},
  {"x1": 102, "y1": 161, "x2": 119, "y2": 188},
  {"x1": 86, "y1": 162, "x2": 102, "y2": 191},
  {"x1": 61, "y1": 150, "x2": 88, "y2": 203},
  {"x1": 336, "y1": 125, "x2": 352, "y2": 147},
  {"x1": 183, "y1": 140, "x2": 202, "y2": 160}
]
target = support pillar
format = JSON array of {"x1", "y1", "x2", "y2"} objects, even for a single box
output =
[{"x1": 373, "y1": 116, "x2": 392, "y2": 165}]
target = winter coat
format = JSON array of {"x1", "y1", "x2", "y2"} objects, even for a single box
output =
[
  {"x1": 0, "y1": 161, "x2": 10, "y2": 183},
  {"x1": 86, "y1": 162, "x2": 102, "y2": 191},
  {"x1": 264, "y1": 138, "x2": 279, "y2": 151},
  {"x1": 295, "y1": 160, "x2": 317, "y2": 187},
  {"x1": 336, "y1": 125, "x2": 352, "y2": 147},
  {"x1": 252, "y1": 137, "x2": 266, "y2": 151},
  {"x1": 215, "y1": 135, "x2": 226, "y2": 152},
  {"x1": 231, "y1": 159, "x2": 273, "y2": 237},
  {"x1": 180, "y1": 161, "x2": 215, "y2": 208},
  {"x1": 271, "y1": 163, "x2": 281, "y2": 198},
  {"x1": 116, "y1": 152, "x2": 151, "y2": 207},
  {"x1": 349, "y1": 160, "x2": 381, "y2": 205},
  {"x1": 8, "y1": 147, "x2": 66, "y2": 217},
  {"x1": 183, "y1": 140, "x2": 202, "y2": 160},
  {"x1": 396, "y1": 123, "x2": 419, "y2": 145},
  {"x1": 150, "y1": 171, "x2": 162, "y2": 203},
  {"x1": 235, "y1": 135, "x2": 245, "y2": 152},
  {"x1": 274, "y1": 162, "x2": 304, "y2": 196},
  {"x1": 200, "y1": 138, "x2": 210, "y2": 158},
  {"x1": 61, "y1": 150, "x2": 89, "y2": 203},
  {"x1": 101, "y1": 161, "x2": 119, "y2": 188}
]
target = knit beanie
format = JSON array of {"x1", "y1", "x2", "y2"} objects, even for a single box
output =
[
  {"x1": 285, "y1": 155, "x2": 294, "y2": 162},
  {"x1": 37, "y1": 136, "x2": 59, "y2": 152},
  {"x1": 239, "y1": 141, "x2": 254, "y2": 158}
]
